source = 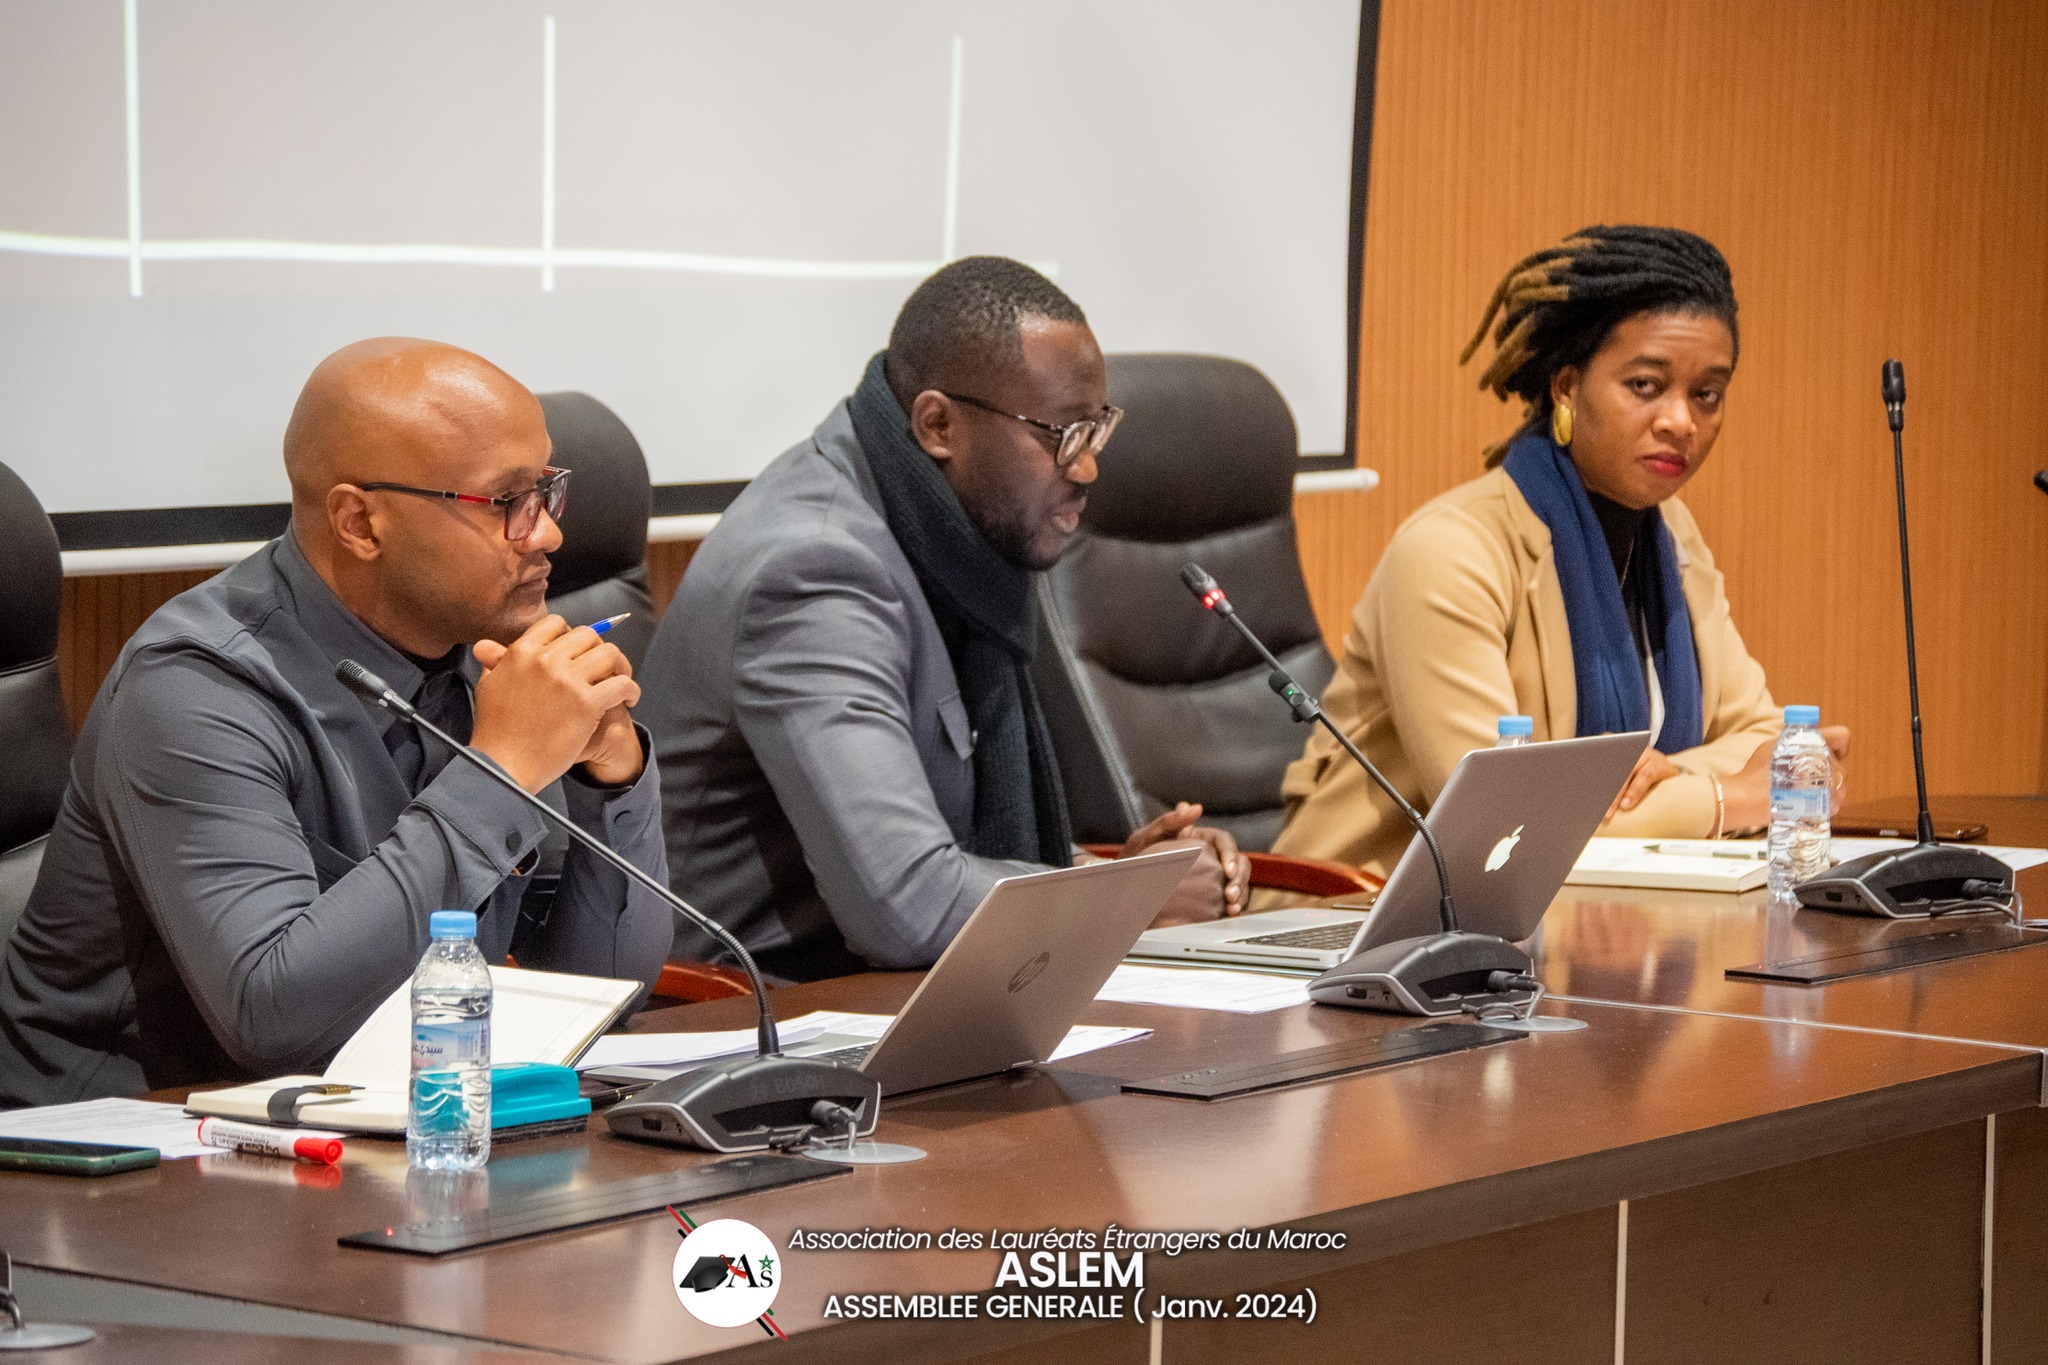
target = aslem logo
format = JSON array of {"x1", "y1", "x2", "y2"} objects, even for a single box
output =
[
  {"x1": 1484, "y1": 825, "x2": 1524, "y2": 873},
  {"x1": 674, "y1": 1217, "x2": 781, "y2": 1329},
  {"x1": 1008, "y1": 951, "x2": 1051, "y2": 994}
]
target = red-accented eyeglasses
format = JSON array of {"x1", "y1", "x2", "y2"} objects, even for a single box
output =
[{"x1": 358, "y1": 466, "x2": 570, "y2": 543}]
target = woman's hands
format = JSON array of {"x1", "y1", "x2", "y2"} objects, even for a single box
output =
[
  {"x1": 1607, "y1": 748, "x2": 1681, "y2": 820},
  {"x1": 1605, "y1": 725, "x2": 1851, "y2": 833},
  {"x1": 1720, "y1": 725, "x2": 1850, "y2": 832}
]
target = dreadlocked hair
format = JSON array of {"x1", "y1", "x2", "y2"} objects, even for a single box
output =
[{"x1": 1461, "y1": 225, "x2": 1738, "y2": 463}]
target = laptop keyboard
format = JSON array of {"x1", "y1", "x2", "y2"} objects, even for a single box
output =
[
  {"x1": 1228, "y1": 923, "x2": 1364, "y2": 951},
  {"x1": 804, "y1": 1044, "x2": 875, "y2": 1068}
]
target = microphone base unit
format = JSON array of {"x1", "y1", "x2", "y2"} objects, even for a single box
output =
[
  {"x1": 1795, "y1": 842, "x2": 2016, "y2": 919},
  {"x1": 605, "y1": 1055, "x2": 881, "y2": 1154},
  {"x1": 1308, "y1": 932, "x2": 1536, "y2": 1017}
]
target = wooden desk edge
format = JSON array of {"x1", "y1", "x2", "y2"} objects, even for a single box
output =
[{"x1": 629, "y1": 1051, "x2": 2039, "y2": 1365}]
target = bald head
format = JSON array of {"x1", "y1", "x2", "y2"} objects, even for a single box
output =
[
  {"x1": 285, "y1": 337, "x2": 561, "y2": 657},
  {"x1": 284, "y1": 337, "x2": 544, "y2": 524}
]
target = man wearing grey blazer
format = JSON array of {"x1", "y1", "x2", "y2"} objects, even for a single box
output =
[{"x1": 641, "y1": 258, "x2": 1250, "y2": 982}]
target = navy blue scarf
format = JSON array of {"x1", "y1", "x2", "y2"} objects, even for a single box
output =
[{"x1": 1501, "y1": 430, "x2": 1703, "y2": 754}]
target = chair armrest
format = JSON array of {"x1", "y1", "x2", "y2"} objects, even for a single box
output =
[
  {"x1": 1243, "y1": 851, "x2": 1381, "y2": 899},
  {"x1": 654, "y1": 960, "x2": 753, "y2": 1003},
  {"x1": 1078, "y1": 844, "x2": 1380, "y2": 899}
]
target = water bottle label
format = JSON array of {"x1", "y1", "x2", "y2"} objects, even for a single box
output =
[
  {"x1": 412, "y1": 1017, "x2": 488, "y2": 1069},
  {"x1": 1770, "y1": 787, "x2": 1829, "y2": 822},
  {"x1": 411, "y1": 1017, "x2": 489, "y2": 1141}
]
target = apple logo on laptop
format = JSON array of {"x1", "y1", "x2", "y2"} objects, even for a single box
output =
[
  {"x1": 1485, "y1": 826, "x2": 1524, "y2": 873},
  {"x1": 1009, "y1": 951, "x2": 1051, "y2": 994}
]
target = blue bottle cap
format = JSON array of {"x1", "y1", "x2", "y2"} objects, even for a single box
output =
[
  {"x1": 1497, "y1": 715, "x2": 1534, "y2": 737},
  {"x1": 429, "y1": 910, "x2": 478, "y2": 939},
  {"x1": 1783, "y1": 705, "x2": 1820, "y2": 727}
]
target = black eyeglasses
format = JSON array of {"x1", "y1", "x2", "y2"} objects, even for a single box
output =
[
  {"x1": 939, "y1": 392, "x2": 1124, "y2": 471},
  {"x1": 358, "y1": 467, "x2": 570, "y2": 543}
]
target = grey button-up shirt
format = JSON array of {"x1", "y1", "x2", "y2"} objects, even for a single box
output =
[{"x1": 0, "y1": 534, "x2": 673, "y2": 1106}]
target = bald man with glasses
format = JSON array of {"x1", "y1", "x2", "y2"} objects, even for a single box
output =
[
  {"x1": 0, "y1": 338, "x2": 672, "y2": 1106},
  {"x1": 640, "y1": 258, "x2": 1248, "y2": 984}
]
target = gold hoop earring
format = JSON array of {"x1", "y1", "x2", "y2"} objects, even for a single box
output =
[{"x1": 1551, "y1": 403, "x2": 1573, "y2": 447}]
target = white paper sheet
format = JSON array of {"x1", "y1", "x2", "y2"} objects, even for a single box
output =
[
  {"x1": 576, "y1": 1013, "x2": 838, "y2": 1071},
  {"x1": 1047, "y1": 1025, "x2": 1153, "y2": 1062},
  {"x1": 1095, "y1": 963, "x2": 1311, "y2": 1014},
  {"x1": 1830, "y1": 838, "x2": 2048, "y2": 872},
  {"x1": 584, "y1": 1010, "x2": 1151, "y2": 1074},
  {"x1": 798, "y1": 1011, "x2": 1150, "y2": 1062},
  {"x1": 0, "y1": 1097, "x2": 214, "y2": 1159}
]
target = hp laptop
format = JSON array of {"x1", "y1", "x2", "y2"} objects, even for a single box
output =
[
  {"x1": 604, "y1": 846, "x2": 1199, "y2": 1096},
  {"x1": 1131, "y1": 731, "x2": 1650, "y2": 972}
]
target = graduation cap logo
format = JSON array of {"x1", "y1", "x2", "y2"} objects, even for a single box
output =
[{"x1": 670, "y1": 1213, "x2": 784, "y2": 1333}]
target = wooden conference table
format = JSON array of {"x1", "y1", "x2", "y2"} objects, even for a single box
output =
[
  {"x1": 7, "y1": 801, "x2": 2048, "y2": 1364},
  {"x1": 1528, "y1": 794, "x2": 2048, "y2": 1365}
]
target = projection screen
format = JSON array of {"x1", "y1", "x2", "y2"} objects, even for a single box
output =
[{"x1": 0, "y1": 0, "x2": 1361, "y2": 537}]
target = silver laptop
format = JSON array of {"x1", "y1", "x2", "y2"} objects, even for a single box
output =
[
  {"x1": 604, "y1": 846, "x2": 1199, "y2": 1096},
  {"x1": 1132, "y1": 731, "x2": 1650, "y2": 971}
]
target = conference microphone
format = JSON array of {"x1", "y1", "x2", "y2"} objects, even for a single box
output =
[
  {"x1": 1178, "y1": 565, "x2": 1534, "y2": 1017},
  {"x1": 1789, "y1": 363, "x2": 2015, "y2": 918},
  {"x1": 1881, "y1": 356, "x2": 1905, "y2": 434},
  {"x1": 333, "y1": 659, "x2": 880, "y2": 1152}
]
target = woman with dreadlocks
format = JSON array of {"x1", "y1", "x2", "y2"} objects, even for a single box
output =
[{"x1": 1273, "y1": 225, "x2": 1848, "y2": 878}]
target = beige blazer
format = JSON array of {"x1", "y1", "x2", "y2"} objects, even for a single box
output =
[{"x1": 1272, "y1": 465, "x2": 1781, "y2": 878}]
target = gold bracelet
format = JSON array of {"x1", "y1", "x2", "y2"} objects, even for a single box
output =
[{"x1": 1709, "y1": 773, "x2": 1726, "y2": 839}]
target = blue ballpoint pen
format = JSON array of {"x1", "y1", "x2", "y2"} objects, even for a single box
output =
[{"x1": 588, "y1": 613, "x2": 632, "y2": 637}]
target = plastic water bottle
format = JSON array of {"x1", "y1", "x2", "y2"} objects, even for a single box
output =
[
  {"x1": 1768, "y1": 705, "x2": 1832, "y2": 908},
  {"x1": 408, "y1": 910, "x2": 492, "y2": 1170},
  {"x1": 1495, "y1": 715, "x2": 1534, "y2": 748}
]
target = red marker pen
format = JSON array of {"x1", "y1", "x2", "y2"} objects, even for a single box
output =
[{"x1": 197, "y1": 1117, "x2": 345, "y2": 1165}]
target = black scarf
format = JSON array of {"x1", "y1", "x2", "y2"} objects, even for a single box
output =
[{"x1": 846, "y1": 352, "x2": 1073, "y2": 867}]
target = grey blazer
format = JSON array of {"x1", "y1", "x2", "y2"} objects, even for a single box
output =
[{"x1": 641, "y1": 402, "x2": 1042, "y2": 980}]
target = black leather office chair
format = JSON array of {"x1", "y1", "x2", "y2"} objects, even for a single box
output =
[
  {"x1": 0, "y1": 461, "x2": 72, "y2": 944},
  {"x1": 539, "y1": 392, "x2": 656, "y2": 669},
  {"x1": 1034, "y1": 354, "x2": 1349, "y2": 879}
]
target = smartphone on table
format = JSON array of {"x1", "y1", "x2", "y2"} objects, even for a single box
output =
[{"x1": 0, "y1": 1137, "x2": 160, "y2": 1177}]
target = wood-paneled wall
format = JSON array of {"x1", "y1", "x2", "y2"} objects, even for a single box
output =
[
  {"x1": 57, "y1": 571, "x2": 218, "y2": 729},
  {"x1": 52, "y1": 0, "x2": 2048, "y2": 805},
  {"x1": 1344, "y1": 0, "x2": 2048, "y2": 800}
]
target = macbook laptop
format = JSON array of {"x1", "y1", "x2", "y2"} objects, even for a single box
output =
[
  {"x1": 1131, "y1": 731, "x2": 1651, "y2": 972},
  {"x1": 602, "y1": 846, "x2": 1200, "y2": 1097}
]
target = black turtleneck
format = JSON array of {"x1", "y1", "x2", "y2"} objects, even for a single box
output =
[
  {"x1": 1588, "y1": 491, "x2": 1653, "y2": 673},
  {"x1": 1587, "y1": 491, "x2": 1646, "y2": 582}
]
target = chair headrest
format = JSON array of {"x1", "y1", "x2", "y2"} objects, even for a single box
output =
[
  {"x1": 0, "y1": 461, "x2": 62, "y2": 668},
  {"x1": 538, "y1": 392, "x2": 651, "y2": 596},
  {"x1": 1084, "y1": 354, "x2": 1298, "y2": 544}
]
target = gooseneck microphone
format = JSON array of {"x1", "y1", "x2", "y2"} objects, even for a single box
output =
[
  {"x1": 334, "y1": 659, "x2": 880, "y2": 1151},
  {"x1": 1179, "y1": 566, "x2": 1534, "y2": 1017},
  {"x1": 1882, "y1": 356, "x2": 1906, "y2": 434},
  {"x1": 1791, "y1": 363, "x2": 2015, "y2": 918},
  {"x1": 1179, "y1": 564, "x2": 1458, "y2": 934},
  {"x1": 1882, "y1": 359, "x2": 1932, "y2": 845}
]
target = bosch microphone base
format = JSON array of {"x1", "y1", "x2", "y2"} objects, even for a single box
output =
[
  {"x1": 606, "y1": 1055, "x2": 882, "y2": 1155},
  {"x1": 1796, "y1": 842, "x2": 2016, "y2": 919},
  {"x1": 1308, "y1": 931, "x2": 1536, "y2": 1018}
]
